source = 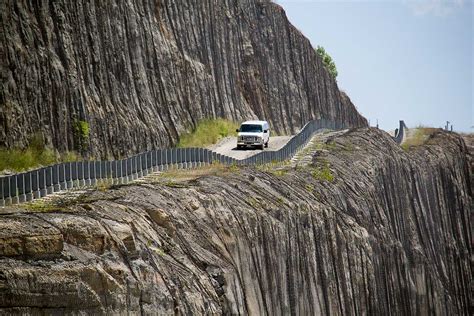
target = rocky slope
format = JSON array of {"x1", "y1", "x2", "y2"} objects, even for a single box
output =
[
  {"x1": 0, "y1": 128, "x2": 471, "y2": 314},
  {"x1": 1, "y1": 0, "x2": 367, "y2": 158}
]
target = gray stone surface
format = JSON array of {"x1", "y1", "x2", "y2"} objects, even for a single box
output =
[
  {"x1": 0, "y1": 129, "x2": 470, "y2": 314},
  {"x1": 1, "y1": 0, "x2": 367, "y2": 158}
]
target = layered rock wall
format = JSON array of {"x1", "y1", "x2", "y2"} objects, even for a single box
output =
[
  {"x1": 1, "y1": 0, "x2": 367, "y2": 158},
  {"x1": 0, "y1": 129, "x2": 470, "y2": 314}
]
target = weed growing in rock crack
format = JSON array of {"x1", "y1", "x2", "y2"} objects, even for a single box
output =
[
  {"x1": 246, "y1": 197, "x2": 258, "y2": 208},
  {"x1": 311, "y1": 161, "x2": 335, "y2": 182},
  {"x1": 96, "y1": 180, "x2": 112, "y2": 192},
  {"x1": 150, "y1": 163, "x2": 241, "y2": 184},
  {"x1": 276, "y1": 197, "x2": 285, "y2": 205},
  {"x1": 22, "y1": 200, "x2": 65, "y2": 213},
  {"x1": 256, "y1": 162, "x2": 290, "y2": 176},
  {"x1": 164, "y1": 181, "x2": 190, "y2": 188},
  {"x1": 305, "y1": 184, "x2": 315, "y2": 192},
  {"x1": 150, "y1": 246, "x2": 166, "y2": 257},
  {"x1": 74, "y1": 120, "x2": 90, "y2": 152}
]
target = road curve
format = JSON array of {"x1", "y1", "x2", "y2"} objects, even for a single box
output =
[{"x1": 209, "y1": 136, "x2": 293, "y2": 160}]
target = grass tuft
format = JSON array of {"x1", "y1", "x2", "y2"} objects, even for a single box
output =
[
  {"x1": 0, "y1": 133, "x2": 81, "y2": 173},
  {"x1": 401, "y1": 127, "x2": 437, "y2": 151},
  {"x1": 311, "y1": 161, "x2": 335, "y2": 182},
  {"x1": 177, "y1": 119, "x2": 239, "y2": 148}
]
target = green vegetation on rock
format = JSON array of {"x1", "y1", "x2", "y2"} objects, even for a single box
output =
[
  {"x1": 177, "y1": 119, "x2": 239, "y2": 148},
  {"x1": 0, "y1": 133, "x2": 80, "y2": 173},
  {"x1": 74, "y1": 120, "x2": 90, "y2": 151},
  {"x1": 311, "y1": 161, "x2": 335, "y2": 182},
  {"x1": 401, "y1": 127, "x2": 437, "y2": 151},
  {"x1": 316, "y1": 46, "x2": 338, "y2": 79}
]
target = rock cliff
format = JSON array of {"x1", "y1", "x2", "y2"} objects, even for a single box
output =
[
  {"x1": 0, "y1": 128, "x2": 471, "y2": 314},
  {"x1": 1, "y1": 0, "x2": 367, "y2": 158}
]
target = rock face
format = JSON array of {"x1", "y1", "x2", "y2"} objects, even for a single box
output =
[
  {"x1": 0, "y1": 129, "x2": 471, "y2": 314},
  {"x1": 1, "y1": 0, "x2": 367, "y2": 158}
]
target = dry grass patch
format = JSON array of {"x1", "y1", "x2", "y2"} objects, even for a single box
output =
[
  {"x1": 402, "y1": 127, "x2": 437, "y2": 151},
  {"x1": 149, "y1": 163, "x2": 241, "y2": 183}
]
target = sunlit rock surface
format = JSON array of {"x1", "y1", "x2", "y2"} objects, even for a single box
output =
[{"x1": 0, "y1": 129, "x2": 470, "y2": 314}]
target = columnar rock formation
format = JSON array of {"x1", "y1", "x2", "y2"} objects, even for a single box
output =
[
  {"x1": 0, "y1": 129, "x2": 471, "y2": 314},
  {"x1": 1, "y1": 0, "x2": 367, "y2": 158}
]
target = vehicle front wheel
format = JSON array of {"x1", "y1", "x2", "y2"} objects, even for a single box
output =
[
  {"x1": 265, "y1": 141, "x2": 269, "y2": 148},
  {"x1": 260, "y1": 144, "x2": 264, "y2": 150}
]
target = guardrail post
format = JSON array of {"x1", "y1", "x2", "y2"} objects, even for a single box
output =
[
  {"x1": 185, "y1": 148, "x2": 190, "y2": 169},
  {"x1": 146, "y1": 151, "x2": 152, "y2": 174},
  {"x1": 71, "y1": 162, "x2": 79, "y2": 188},
  {"x1": 125, "y1": 158, "x2": 130, "y2": 181},
  {"x1": 193, "y1": 148, "x2": 197, "y2": 168},
  {"x1": 156, "y1": 150, "x2": 163, "y2": 171},
  {"x1": 142, "y1": 153, "x2": 147, "y2": 177},
  {"x1": 17, "y1": 173, "x2": 25, "y2": 203},
  {"x1": 138, "y1": 154, "x2": 143, "y2": 178},
  {"x1": 0, "y1": 176, "x2": 4, "y2": 206},
  {"x1": 77, "y1": 162, "x2": 85, "y2": 187},
  {"x1": 112, "y1": 160, "x2": 118, "y2": 184},
  {"x1": 39, "y1": 168, "x2": 47, "y2": 197},
  {"x1": 92, "y1": 161, "x2": 99, "y2": 184},
  {"x1": 10, "y1": 175, "x2": 19, "y2": 204},
  {"x1": 191, "y1": 148, "x2": 197, "y2": 168},
  {"x1": 197, "y1": 149, "x2": 202, "y2": 167},
  {"x1": 151, "y1": 150, "x2": 157, "y2": 172},
  {"x1": 108, "y1": 161, "x2": 114, "y2": 183},
  {"x1": 65, "y1": 162, "x2": 73, "y2": 189},
  {"x1": 31, "y1": 170, "x2": 39, "y2": 199},
  {"x1": 25, "y1": 172, "x2": 33, "y2": 201},
  {"x1": 130, "y1": 157, "x2": 135, "y2": 180},
  {"x1": 181, "y1": 148, "x2": 187, "y2": 169},
  {"x1": 4, "y1": 176, "x2": 12, "y2": 205},
  {"x1": 45, "y1": 166, "x2": 53, "y2": 194},
  {"x1": 52, "y1": 165, "x2": 60, "y2": 192},
  {"x1": 89, "y1": 162, "x2": 96, "y2": 186},
  {"x1": 176, "y1": 149, "x2": 182, "y2": 169},
  {"x1": 167, "y1": 150, "x2": 173, "y2": 170},
  {"x1": 121, "y1": 160, "x2": 126, "y2": 183},
  {"x1": 132, "y1": 156, "x2": 139, "y2": 180},
  {"x1": 59, "y1": 163, "x2": 66, "y2": 190},
  {"x1": 84, "y1": 161, "x2": 91, "y2": 186}
]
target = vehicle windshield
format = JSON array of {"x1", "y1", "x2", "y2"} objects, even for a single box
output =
[{"x1": 239, "y1": 124, "x2": 262, "y2": 133}]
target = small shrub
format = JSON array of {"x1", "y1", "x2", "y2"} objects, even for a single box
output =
[
  {"x1": 74, "y1": 120, "x2": 90, "y2": 151},
  {"x1": 316, "y1": 46, "x2": 338, "y2": 79},
  {"x1": 177, "y1": 119, "x2": 239, "y2": 148}
]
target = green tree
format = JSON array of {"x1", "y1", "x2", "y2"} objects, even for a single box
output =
[{"x1": 316, "y1": 45, "x2": 338, "y2": 79}]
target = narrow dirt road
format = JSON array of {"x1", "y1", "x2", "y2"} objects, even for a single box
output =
[{"x1": 210, "y1": 136, "x2": 293, "y2": 160}]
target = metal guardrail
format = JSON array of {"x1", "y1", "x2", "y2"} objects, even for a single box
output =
[
  {"x1": 1, "y1": 118, "x2": 350, "y2": 206},
  {"x1": 393, "y1": 120, "x2": 407, "y2": 144}
]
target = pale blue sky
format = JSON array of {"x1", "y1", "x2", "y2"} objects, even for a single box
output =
[{"x1": 276, "y1": 0, "x2": 473, "y2": 132}]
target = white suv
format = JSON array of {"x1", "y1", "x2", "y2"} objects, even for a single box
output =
[{"x1": 236, "y1": 120, "x2": 270, "y2": 150}]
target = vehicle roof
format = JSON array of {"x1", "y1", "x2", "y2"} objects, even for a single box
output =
[{"x1": 241, "y1": 120, "x2": 268, "y2": 125}]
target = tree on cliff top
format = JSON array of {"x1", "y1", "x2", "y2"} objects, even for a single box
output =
[{"x1": 316, "y1": 46, "x2": 338, "y2": 80}]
